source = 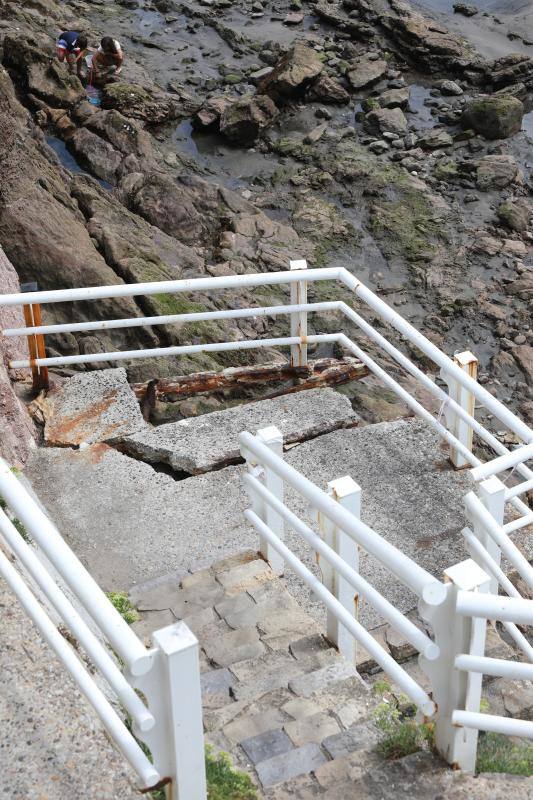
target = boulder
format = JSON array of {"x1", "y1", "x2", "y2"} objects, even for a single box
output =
[
  {"x1": 308, "y1": 75, "x2": 350, "y2": 104},
  {"x1": 193, "y1": 96, "x2": 234, "y2": 130},
  {"x1": 3, "y1": 33, "x2": 85, "y2": 108},
  {"x1": 257, "y1": 43, "x2": 323, "y2": 99},
  {"x1": 378, "y1": 88, "x2": 410, "y2": 109},
  {"x1": 437, "y1": 80, "x2": 463, "y2": 96},
  {"x1": 418, "y1": 128, "x2": 453, "y2": 150},
  {"x1": 453, "y1": 3, "x2": 477, "y2": 16},
  {"x1": 364, "y1": 107, "x2": 408, "y2": 136},
  {"x1": 489, "y1": 54, "x2": 533, "y2": 90},
  {"x1": 514, "y1": 346, "x2": 533, "y2": 386},
  {"x1": 462, "y1": 95, "x2": 524, "y2": 139},
  {"x1": 68, "y1": 128, "x2": 123, "y2": 183},
  {"x1": 497, "y1": 199, "x2": 531, "y2": 232},
  {"x1": 347, "y1": 57, "x2": 387, "y2": 90},
  {"x1": 474, "y1": 155, "x2": 522, "y2": 190},
  {"x1": 83, "y1": 110, "x2": 154, "y2": 164},
  {"x1": 219, "y1": 95, "x2": 279, "y2": 144},
  {"x1": 101, "y1": 82, "x2": 180, "y2": 124}
]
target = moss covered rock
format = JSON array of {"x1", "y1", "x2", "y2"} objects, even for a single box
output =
[{"x1": 461, "y1": 94, "x2": 524, "y2": 139}]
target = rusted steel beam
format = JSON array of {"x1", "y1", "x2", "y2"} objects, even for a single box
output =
[{"x1": 132, "y1": 358, "x2": 367, "y2": 403}]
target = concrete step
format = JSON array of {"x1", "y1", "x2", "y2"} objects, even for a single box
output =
[{"x1": 118, "y1": 387, "x2": 359, "y2": 475}]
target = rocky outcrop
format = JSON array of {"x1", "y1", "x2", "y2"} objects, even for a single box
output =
[
  {"x1": 497, "y1": 199, "x2": 532, "y2": 232},
  {"x1": 100, "y1": 82, "x2": 181, "y2": 124},
  {"x1": 0, "y1": 248, "x2": 36, "y2": 465},
  {"x1": 462, "y1": 95, "x2": 524, "y2": 139},
  {"x1": 258, "y1": 43, "x2": 323, "y2": 100},
  {"x1": 489, "y1": 53, "x2": 533, "y2": 90},
  {"x1": 377, "y1": 0, "x2": 484, "y2": 74},
  {"x1": 219, "y1": 95, "x2": 279, "y2": 144},
  {"x1": 307, "y1": 75, "x2": 350, "y2": 105}
]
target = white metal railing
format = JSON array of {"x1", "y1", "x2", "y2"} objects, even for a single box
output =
[
  {"x1": 240, "y1": 425, "x2": 442, "y2": 718},
  {"x1": 2, "y1": 263, "x2": 532, "y2": 517},
  {"x1": 0, "y1": 458, "x2": 207, "y2": 799},
  {"x1": 240, "y1": 431, "x2": 533, "y2": 774}
]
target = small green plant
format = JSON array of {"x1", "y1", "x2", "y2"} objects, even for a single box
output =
[
  {"x1": 373, "y1": 692, "x2": 434, "y2": 760},
  {"x1": 106, "y1": 592, "x2": 140, "y2": 624},
  {"x1": 206, "y1": 746, "x2": 257, "y2": 800},
  {"x1": 477, "y1": 732, "x2": 533, "y2": 776},
  {"x1": 0, "y1": 468, "x2": 31, "y2": 542}
]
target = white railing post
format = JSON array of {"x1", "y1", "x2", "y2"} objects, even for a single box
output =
[
  {"x1": 289, "y1": 259, "x2": 308, "y2": 368},
  {"x1": 467, "y1": 477, "x2": 506, "y2": 595},
  {"x1": 255, "y1": 426, "x2": 285, "y2": 574},
  {"x1": 317, "y1": 477, "x2": 361, "y2": 664},
  {"x1": 421, "y1": 559, "x2": 490, "y2": 773},
  {"x1": 440, "y1": 350, "x2": 478, "y2": 469},
  {"x1": 134, "y1": 622, "x2": 207, "y2": 800}
]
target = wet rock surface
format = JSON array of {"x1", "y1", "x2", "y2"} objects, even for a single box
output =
[{"x1": 0, "y1": 0, "x2": 532, "y2": 420}]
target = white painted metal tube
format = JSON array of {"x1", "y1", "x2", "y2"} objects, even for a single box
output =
[
  {"x1": 471, "y1": 443, "x2": 533, "y2": 482},
  {"x1": 0, "y1": 267, "x2": 342, "y2": 306},
  {"x1": 464, "y1": 492, "x2": 533, "y2": 588},
  {"x1": 503, "y1": 511, "x2": 533, "y2": 535},
  {"x1": 245, "y1": 508, "x2": 436, "y2": 717},
  {"x1": 339, "y1": 302, "x2": 533, "y2": 506},
  {"x1": 0, "y1": 459, "x2": 152, "y2": 676},
  {"x1": 0, "y1": 547, "x2": 160, "y2": 788},
  {"x1": 240, "y1": 432, "x2": 446, "y2": 605},
  {"x1": 9, "y1": 333, "x2": 338, "y2": 369},
  {"x1": 243, "y1": 473, "x2": 439, "y2": 660},
  {"x1": 336, "y1": 333, "x2": 480, "y2": 470},
  {"x1": 456, "y1": 591, "x2": 533, "y2": 625},
  {"x1": 501, "y1": 620, "x2": 533, "y2": 662},
  {"x1": 340, "y1": 271, "x2": 533, "y2": 444},
  {"x1": 0, "y1": 509, "x2": 154, "y2": 731},
  {"x1": 462, "y1": 527, "x2": 519, "y2": 599},
  {"x1": 4, "y1": 301, "x2": 341, "y2": 337},
  {"x1": 455, "y1": 654, "x2": 533, "y2": 681},
  {"x1": 506, "y1": 477, "x2": 533, "y2": 500},
  {"x1": 452, "y1": 710, "x2": 533, "y2": 738}
]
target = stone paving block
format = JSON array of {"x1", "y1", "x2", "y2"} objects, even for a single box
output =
[
  {"x1": 259, "y1": 609, "x2": 320, "y2": 638},
  {"x1": 241, "y1": 728, "x2": 294, "y2": 765},
  {"x1": 230, "y1": 651, "x2": 297, "y2": 684},
  {"x1": 247, "y1": 578, "x2": 287, "y2": 603},
  {"x1": 170, "y1": 585, "x2": 225, "y2": 619},
  {"x1": 131, "y1": 608, "x2": 175, "y2": 643},
  {"x1": 225, "y1": 592, "x2": 296, "y2": 630},
  {"x1": 201, "y1": 667, "x2": 235, "y2": 696},
  {"x1": 119, "y1": 388, "x2": 358, "y2": 475},
  {"x1": 217, "y1": 559, "x2": 275, "y2": 596},
  {"x1": 322, "y1": 721, "x2": 379, "y2": 759},
  {"x1": 284, "y1": 712, "x2": 341, "y2": 746},
  {"x1": 264, "y1": 773, "x2": 321, "y2": 799},
  {"x1": 40, "y1": 367, "x2": 146, "y2": 446},
  {"x1": 215, "y1": 592, "x2": 255, "y2": 619},
  {"x1": 182, "y1": 606, "x2": 216, "y2": 635},
  {"x1": 307, "y1": 676, "x2": 372, "y2": 720},
  {"x1": 282, "y1": 698, "x2": 319, "y2": 721},
  {"x1": 224, "y1": 708, "x2": 288, "y2": 744},
  {"x1": 288, "y1": 661, "x2": 359, "y2": 698},
  {"x1": 181, "y1": 570, "x2": 218, "y2": 591},
  {"x1": 203, "y1": 699, "x2": 249, "y2": 733},
  {"x1": 204, "y1": 626, "x2": 265, "y2": 667},
  {"x1": 128, "y1": 569, "x2": 188, "y2": 608},
  {"x1": 256, "y1": 742, "x2": 328, "y2": 788},
  {"x1": 384, "y1": 625, "x2": 417, "y2": 662},
  {"x1": 289, "y1": 634, "x2": 332, "y2": 660},
  {"x1": 212, "y1": 550, "x2": 259, "y2": 575}
]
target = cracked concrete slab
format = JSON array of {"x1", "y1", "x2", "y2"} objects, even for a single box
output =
[
  {"x1": 35, "y1": 367, "x2": 146, "y2": 446},
  {"x1": 24, "y1": 419, "x2": 480, "y2": 627},
  {"x1": 118, "y1": 388, "x2": 359, "y2": 475}
]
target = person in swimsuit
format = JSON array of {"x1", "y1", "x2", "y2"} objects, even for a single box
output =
[
  {"x1": 88, "y1": 37, "x2": 124, "y2": 86},
  {"x1": 56, "y1": 31, "x2": 88, "y2": 78}
]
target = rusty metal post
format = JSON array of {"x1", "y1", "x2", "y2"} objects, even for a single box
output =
[
  {"x1": 21, "y1": 282, "x2": 49, "y2": 393},
  {"x1": 289, "y1": 260, "x2": 308, "y2": 368}
]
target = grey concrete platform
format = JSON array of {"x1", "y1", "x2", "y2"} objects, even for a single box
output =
[
  {"x1": 0, "y1": 582, "x2": 138, "y2": 800},
  {"x1": 119, "y1": 388, "x2": 359, "y2": 475},
  {"x1": 25, "y1": 418, "x2": 477, "y2": 626},
  {"x1": 38, "y1": 367, "x2": 145, "y2": 446}
]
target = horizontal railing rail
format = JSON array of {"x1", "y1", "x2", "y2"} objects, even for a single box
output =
[{"x1": 0, "y1": 458, "x2": 207, "y2": 799}]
